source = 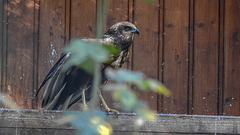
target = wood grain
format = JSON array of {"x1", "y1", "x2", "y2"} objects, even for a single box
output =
[
  {"x1": 193, "y1": 0, "x2": 219, "y2": 115},
  {"x1": 0, "y1": 0, "x2": 3, "y2": 95},
  {"x1": 102, "y1": 0, "x2": 129, "y2": 111},
  {"x1": 0, "y1": 109, "x2": 240, "y2": 134},
  {"x1": 162, "y1": 0, "x2": 189, "y2": 114},
  {"x1": 133, "y1": 0, "x2": 159, "y2": 110},
  {"x1": 223, "y1": 0, "x2": 240, "y2": 116},
  {"x1": 0, "y1": 0, "x2": 240, "y2": 115},
  {"x1": 0, "y1": 0, "x2": 5, "y2": 102},
  {"x1": 32, "y1": 0, "x2": 40, "y2": 109},
  {"x1": 70, "y1": 0, "x2": 96, "y2": 38},
  {"x1": 3, "y1": 0, "x2": 36, "y2": 109}
]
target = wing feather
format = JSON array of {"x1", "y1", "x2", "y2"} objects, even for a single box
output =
[{"x1": 37, "y1": 36, "x2": 129, "y2": 110}]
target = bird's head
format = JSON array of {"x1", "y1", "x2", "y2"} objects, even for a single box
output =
[{"x1": 104, "y1": 21, "x2": 139, "y2": 50}]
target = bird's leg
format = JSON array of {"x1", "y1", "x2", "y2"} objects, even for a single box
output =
[
  {"x1": 81, "y1": 89, "x2": 88, "y2": 111},
  {"x1": 99, "y1": 91, "x2": 119, "y2": 115}
]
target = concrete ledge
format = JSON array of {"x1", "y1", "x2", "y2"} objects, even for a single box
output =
[{"x1": 0, "y1": 109, "x2": 239, "y2": 135}]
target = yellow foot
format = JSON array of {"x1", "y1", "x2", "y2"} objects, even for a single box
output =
[{"x1": 106, "y1": 108, "x2": 119, "y2": 116}]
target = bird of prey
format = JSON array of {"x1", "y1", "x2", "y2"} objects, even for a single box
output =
[{"x1": 35, "y1": 21, "x2": 139, "y2": 113}]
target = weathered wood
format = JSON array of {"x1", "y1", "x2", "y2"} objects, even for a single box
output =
[
  {"x1": 0, "y1": 109, "x2": 240, "y2": 134},
  {"x1": 3, "y1": 0, "x2": 36, "y2": 109},
  {"x1": 133, "y1": 0, "x2": 159, "y2": 110},
  {"x1": 102, "y1": 0, "x2": 129, "y2": 112},
  {"x1": 0, "y1": 0, "x2": 240, "y2": 116},
  {"x1": 218, "y1": 0, "x2": 225, "y2": 115},
  {"x1": 158, "y1": 0, "x2": 164, "y2": 113},
  {"x1": 162, "y1": 0, "x2": 189, "y2": 114},
  {"x1": 70, "y1": 0, "x2": 96, "y2": 38},
  {"x1": 0, "y1": 0, "x2": 3, "y2": 96},
  {"x1": 32, "y1": 0, "x2": 40, "y2": 109},
  {"x1": 223, "y1": 0, "x2": 240, "y2": 116},
  {"x1": 193, "y1": 0, "x2": 219, "y2": 115},
  {"x1": 188, "y1": 0, "x2": 195, "y2": 115},
  {"x1": 37, "y1": 0, "x2": 67, "y2": 109}
]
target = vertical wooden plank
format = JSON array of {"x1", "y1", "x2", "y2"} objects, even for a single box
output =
[
  {"x1": 162, "y1": 0, "x2": 189, "y2": 114},
  {"x1": 133, "y1": 1, "x2": 159, "y2": 110},
  {"x1": 218, "y1": 0, "x2": 225, "y2": 115},
  {"x1": 106, "y1": 1, "x2": 129, "y2": 28},
  {"x1": 157, "y1": 0, "x2": 164, "y2": 113},
  {"x1": 4, "y1": 0, "x2": 35, "y2": 109},
  {"x1": 70, "y1": 0, "x2": 96, "y2": 38},
  {"x1": 223, "y1": 0, "x2": 240, "y2": 116},
  {"x1": 0, "y1": 0, "x2": 3, "y2": 94},
  {"x1": 32, "y1": 0, "x2": 40, "y2": 109},
  {"x1": 102, "y1": 0, "x2": 129, "y2": 111},
  {"x1": 193, "y1": 0, "x2": 219, "y2": 115},
  {"x1": 68, "y1": 0, "x2": 96, "y2": 110},
  {"x1": 188, "y1": 0, "x2": 194, "y2": 115},
  {"x1": 0, "y1": 0, "x2": 8, "y2": 108},
  {"x1": 37, "y1": 0, "x2": 67, "y2": 109}
]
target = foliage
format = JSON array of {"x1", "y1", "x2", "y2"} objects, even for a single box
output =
[
  {"x1": 0, "y1": 92, "x2": 19, "y2": 109},
  {"x1": 63, "y1": 39, "x2": 109, "y2": 73},
  {"x1": 60, "y1": 110, "x2": 112, "y2": 135},
  {"x1": 104, "y1": 68, "x2": 170, "y2": 121},
  {"x1": 60, "y1": 0, "x2": 171, "y2": 134},
  {"x1": 61, "y1": 37, "x2": 171, "y2": 134},
  {"x1": 105, "y1": 68, "x2": 170, "y2": 96},
  {"x1": 0, "y1": 0, "x2": 169, "y2": 135}
]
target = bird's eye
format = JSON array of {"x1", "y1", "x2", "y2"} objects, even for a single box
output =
[{"x1": 124, "y1": 26, "x2": 133, "y2": 31}]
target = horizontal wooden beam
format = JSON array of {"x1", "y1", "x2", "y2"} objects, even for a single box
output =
[{"x1": 0, "y1": 109, "x2": 239, "y2": 134}]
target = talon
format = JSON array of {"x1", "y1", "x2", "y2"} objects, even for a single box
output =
[
  {"x1": 99, "y1": 91, "x2": 119, "y2": 117},
  {"x1": 107, "y1": 108, "x2": 119, "y2": 116}
]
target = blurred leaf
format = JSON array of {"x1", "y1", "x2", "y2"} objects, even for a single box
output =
[
  {"x1": 106, "y1": 68, "x2": 143, "y2": 83},
  {"x1": 135, "y1": 80, "x2": 150, "y2": 90},
  {"x1": 64, "y1": 39, "x2": 109, "y2": 73},
  {"x1": 134, "y1": 101, "x2": 156, "y2": 121},
  {"x1": 107, "y1": 84, "x2": 137, "y2": 111},
  {"x1": 61, "y1": 110, "x2": 111, "y2": 135},
  {"x1": 148, "y1": 79, "x2": 171, "y2": 96},
  {"x1": 104, "y1": 84, "x2": 156, "y2": 121},
  {"x1": 79, "y1": 58, "x2": 95, "y2": 73},
  {"x1": 0, "y1": 93, "x2": 19, "y2": 109},
  {"x1": 102, "y1": 44, "x2": 120, "y2": 55},
  {"x1": 139, "y1": 109, "x2": 156, "y2": 121},
  {"x1": 98, "y1": 123, "x2": 112, "y2": 135},
  {"x1": 106, "y1": 68, "x2": 171, "y2": 96}
]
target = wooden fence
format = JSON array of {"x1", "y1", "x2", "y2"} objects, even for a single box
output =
[
  {"x1": 0, "y1": 0, "x2": 240, "y2": 116},
  {"x1": 1, "y1": 109, "x2": 240, "y2": 135}
]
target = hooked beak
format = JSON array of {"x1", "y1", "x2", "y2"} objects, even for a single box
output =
[{"x1": 131, "y1": 28, "x2": 139, "y2": 35}]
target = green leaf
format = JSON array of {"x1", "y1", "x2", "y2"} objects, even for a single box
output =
[
  {"x1": 106, "y1": 68, "x2": 171, "y2": 96},
  {"x1": 79, "y1": 58, "x2": 96, "y2": 73},
  {"x1": 102, "y1": 44, "x2": 120, "y2": 55},
  {"x1": 106, "y1": 68, "x2": 143, "y2": 83},
  {"x1": 0, "y1": 93, "x2": 19, "y2": 109},
  {"x1": 134, "y1": 101, "x2": 156, "y2": 121},
  {"x1": 106, "y1": 84, "x2": 137, "y2": 111},
  {"x1": 148, "y1": 79, "x2": 171, "y2": 96},
  {"x1": 63, "y1": 39, "x2": 109, "y2": 73},
  {"x1": 61, "y1": 110, "x2": 111, "y2": 135}
]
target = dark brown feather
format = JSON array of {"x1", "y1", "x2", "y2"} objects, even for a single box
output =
[{"x1": 36, "y1": 21, "x2": 139, "y2": 110}]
